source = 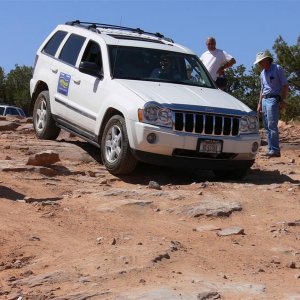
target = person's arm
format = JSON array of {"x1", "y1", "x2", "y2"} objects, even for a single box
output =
[
  {"x1": 217, "y1": 58, "x2": 236, "y2": 75},
  {"x1": 223, "y1": 58, "x2": 236, "y2": 69},
  {"x1": 280, "y1": 84, "x2": 289, "y2": 101},
  {"x1": 277, "y1": 66, "x2": 289, "y2": 109},
  {"x1": 257, "y1": 90, "x2": 263, "y2": 114},
  {"x1": 279, "y1": 83, "x2": 289, "y2": 110}
]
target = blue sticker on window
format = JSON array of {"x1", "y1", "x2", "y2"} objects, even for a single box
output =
[{"x1": 57, "y1": 72, "x2": 71, "y2": 96}]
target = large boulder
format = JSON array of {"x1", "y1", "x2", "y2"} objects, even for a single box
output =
[{"x1": 26, "y1": 150, "x2": 60, "y2": 166}]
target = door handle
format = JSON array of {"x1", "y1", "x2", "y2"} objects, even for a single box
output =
[
  {"x1": 73, "y1": 78, "x2": 81, "y2": 85},
  {"x1": 50, "y1": 66, "x2": 58, "y2": 74}
]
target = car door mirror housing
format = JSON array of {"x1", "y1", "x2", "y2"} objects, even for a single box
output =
[{"x1": 79, "y1": 61, "x2": 103, "y2": 78}]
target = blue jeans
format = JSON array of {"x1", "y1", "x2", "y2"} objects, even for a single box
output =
[{"x1": 262, "y1": 97, "x2": 280, "y2": 153}]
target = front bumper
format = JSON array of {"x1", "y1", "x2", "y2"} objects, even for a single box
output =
[{"x1": 128, "y1": 120, "x2": 261, "y2": 161}]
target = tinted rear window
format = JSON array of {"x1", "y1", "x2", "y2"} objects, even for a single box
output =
[
  {"x1": 5, "y1": 107, "x2": 18, "y2": 115},
  {"x1": 59, "y1": 34, "x2": 86, "y2": 66},
  {"x1": 43, "y1": 30, "x2": 67, "y2": 56}
]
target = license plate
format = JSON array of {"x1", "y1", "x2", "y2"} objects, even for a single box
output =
[{"x1": 198, "y1": 139, "x2": 222, "y2": 153}]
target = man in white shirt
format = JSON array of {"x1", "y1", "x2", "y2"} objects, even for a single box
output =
[{"x1": 200, "y1": 37, "x2": 236, "y2": 89}]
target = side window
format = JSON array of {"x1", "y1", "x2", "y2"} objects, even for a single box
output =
[
  {"x1": 81, "y1": 41, "x2": 103, "y2": 70},
  {"x1": 42, "y1": 30, "x2": 67, "y2": 56},
  {"x1": 0, "y1": 107, "x2": 4, "y2": 115},
  {"x1": 6, "y1": 107, "x2": 18, "y2": 115},
  {"x1": 59, "y1": 34, "x2": 86, "y2": 66},
  {"x1": 17, "y1": 108, "x2": 26, "y2": 117}
]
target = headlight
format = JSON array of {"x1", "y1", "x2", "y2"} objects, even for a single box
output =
[
  {"x1": 138, "y1": 103, "x2": 172, "y2": 127},
  {"x1": 240, "y1": 115, "x2": 259, "y2": 134}
]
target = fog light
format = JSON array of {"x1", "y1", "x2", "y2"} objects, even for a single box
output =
[
  {"x1": 147, "y1": 133, "x2": 157, "y2": 144},
  {"x1": 252, "y1": 141, "x2": 259, "y2": 153}
]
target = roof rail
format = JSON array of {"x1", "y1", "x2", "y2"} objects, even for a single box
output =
[{"x1": 65, "y1": 20, "x2": 174, "y2": 43}]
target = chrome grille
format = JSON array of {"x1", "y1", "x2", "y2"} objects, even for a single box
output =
[{"x1": 173, "y1": 111, "x2": 240, "y2": 136}]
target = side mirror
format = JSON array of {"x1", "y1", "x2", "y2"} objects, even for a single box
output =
[{"x1": 79, "y1": 61, "x2": 103, "y2": 78}]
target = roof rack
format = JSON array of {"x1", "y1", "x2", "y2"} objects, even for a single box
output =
[{"x1": 65, "y1": 20, "x2": 174, "y2": 43}]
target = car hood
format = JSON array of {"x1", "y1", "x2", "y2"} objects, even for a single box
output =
[{"x1": 118, "y1": 80, "x2": 252, "y2": 113}]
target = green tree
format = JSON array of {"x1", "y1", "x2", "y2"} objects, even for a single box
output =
[
  {"x1": 273, "y1": 35, "x2": 300, "y2": 93},
  {"x1": 273, "y1": 36, "x2": 300, "y2": 121},
  {"x1": 225, "y1": 64, "x2": 260, "y2": 111},
  {"x1": 0, "y1": 67, "x2": 5, "y2": 102},
  {"x1": 5, "y1": 64, "x2": 33, "y2": 113}
]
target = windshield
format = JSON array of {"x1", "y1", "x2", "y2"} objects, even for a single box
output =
[{"x1": 108, "y1": 46, "x2": 215, "y2": 88}]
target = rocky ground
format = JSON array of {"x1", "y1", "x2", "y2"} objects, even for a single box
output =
[{"x1": 0, "y1": 115, "x2": 299, "y2": 300}]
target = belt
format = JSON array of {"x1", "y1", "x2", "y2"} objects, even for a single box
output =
[{"x1": 262, "y1": 94, "x2": 279, "y2": 99}]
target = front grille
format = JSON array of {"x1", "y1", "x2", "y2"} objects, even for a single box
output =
[{"x1": 173, "y1": 111, "x2": 240, "y2": 136}]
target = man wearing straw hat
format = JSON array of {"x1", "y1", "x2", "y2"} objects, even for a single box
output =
[{"x1": 254, "y1": 51, "x2": 289, "y2": 158}]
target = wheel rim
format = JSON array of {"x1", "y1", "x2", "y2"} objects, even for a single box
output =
[
  {"x1": 35, "y1": 98, "x2": 47, "y2": 132},
  {"x1": 104, "y1": 124, "x2": 122, "y2": 163}
]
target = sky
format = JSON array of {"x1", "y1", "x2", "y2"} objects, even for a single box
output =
[{"x1": 0, "y1": 0, "x2": 299, "y2": 74}]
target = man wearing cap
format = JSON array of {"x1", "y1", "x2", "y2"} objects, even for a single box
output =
[{"x1": 254, "y1": 51, "x2": 289, "y2": 158}]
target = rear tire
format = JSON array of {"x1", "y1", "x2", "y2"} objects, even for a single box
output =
[
  {"x1": 101, "y1": 115, "x2": 137, "y2": 175},
  {"x1": 33, "y1": 91, "x2": 61, "y2": 140},
  {"x1": 213, "y1": 168, "x2": 249, "y2": 180}
]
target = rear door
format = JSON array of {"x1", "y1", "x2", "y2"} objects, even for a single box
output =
[
  {"x1": 38, "y1": 30, "x2": 69, "y2": 119},
  {"x1": 53, "y1": 33, "x2": 86, "y2": 124}
]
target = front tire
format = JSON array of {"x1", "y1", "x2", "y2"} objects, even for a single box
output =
[
  {"x1": 33, "y1": 91, "x2": 61, "y2": 140},
  {"x1": 101, "y1": 115, "x2": 137, "y2": 175}
]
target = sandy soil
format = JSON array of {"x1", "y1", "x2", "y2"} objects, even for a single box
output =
[{"x1": 0, "y1": 119, "x2": 299, "y2": 300}]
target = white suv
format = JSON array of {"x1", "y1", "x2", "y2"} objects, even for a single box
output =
[{"x1": 30, "y1": 21, "x2": 260, "y2": 178}]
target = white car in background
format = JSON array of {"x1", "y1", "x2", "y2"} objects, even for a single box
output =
[
  {"x1": 0, "y1": 104, "x2": 26, "y2": 117},
  {"x1": 30, "y1": 20, "x2": 260, "y2": 179}
]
